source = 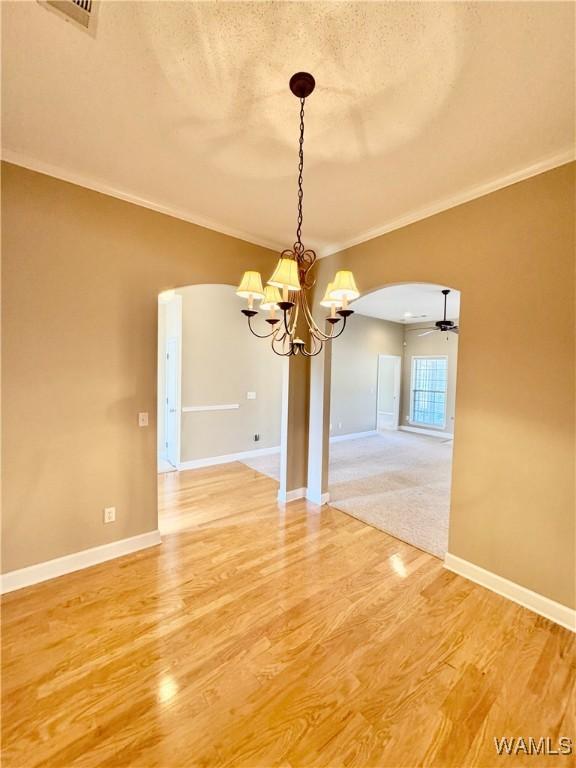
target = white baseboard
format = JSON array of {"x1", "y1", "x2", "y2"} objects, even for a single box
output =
[
  {"x1": 400, "y1": 426, "x2": 453, "y2": 439},
  {"x1": 306, "y1": 490, "x2": 330, "y2": 506},
  {"x1": 444, "y1": 553, "x2": 575, "y2": 632},
  {"x1": 277, "y1": 486, "x2": 307, "y2": 503},
  {"x1": 178, "y1": 445, "x2": 280, "y2": 471},
  {"x1": 278, "y1": 488, "x2": 329, "y2": 505},
  {"x1": 1, "y1": 530, "x2": 162, "y2": 594},
  {"x1": 330, "y1": 430, "x2": 378, "y2": 443}
]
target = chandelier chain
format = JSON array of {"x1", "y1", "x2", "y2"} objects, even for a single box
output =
[{"x1": 296, "y1": 97, "x2": 305, "y2": 247}]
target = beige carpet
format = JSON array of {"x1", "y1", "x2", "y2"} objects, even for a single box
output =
[{"x1": 242, "y1": 431, "x2": 452, "y2": 559}]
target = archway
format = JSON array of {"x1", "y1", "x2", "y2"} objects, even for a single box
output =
[
  {"x1": 156, "y1": 283, "x2": 285, "y2": 534},
  {"x1": 325, "y1": 282, "x2": 460, "y2": 558}
]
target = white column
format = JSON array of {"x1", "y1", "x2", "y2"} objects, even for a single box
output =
[{"x1": 306, "y1": 342, "x2": 331, "y2": 505}]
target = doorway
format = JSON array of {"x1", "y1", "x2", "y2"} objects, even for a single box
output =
[{"x1": 377, "y1": 354, "x2": 401, "y2": 430}]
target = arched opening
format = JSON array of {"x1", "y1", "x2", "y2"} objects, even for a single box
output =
[
  {"x1": 327, "y1": 282, "x2": 460, "y2": 558},
  {"x1": 156, "y1": 284, "x2": 284, "y2": 534}
]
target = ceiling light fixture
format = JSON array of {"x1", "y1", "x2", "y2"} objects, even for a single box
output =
[{"x1": 236, "y1": 72, "x2": 360, "y2": 356}]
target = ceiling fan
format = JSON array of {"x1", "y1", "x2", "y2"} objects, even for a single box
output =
[{"x1": 418, "y1": 289, "x2": 459, "y2": 336}]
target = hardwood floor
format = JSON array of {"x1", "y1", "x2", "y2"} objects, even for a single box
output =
[{"x1": 2, "y1": 463, "x2": 574, "y2": 767}]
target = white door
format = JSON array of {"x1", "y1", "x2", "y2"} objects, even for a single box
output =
[
  {"x1": 377, "y1": 355, "x2": 401, "y2": 430},
  {"x1": 165, "y1": 337, "x2": 179, "y2": 467}
]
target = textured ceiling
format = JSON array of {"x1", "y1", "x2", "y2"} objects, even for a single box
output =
[
  {"x1": 2, "y1": 1, "x2": 574, "y2": 253},
  {"x1": 352, "y1": 284, "x2": 460, "y2": 324}
]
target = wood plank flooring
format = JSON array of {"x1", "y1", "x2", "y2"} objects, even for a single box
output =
[{"x1": 2, "y1": 463, "x2": 574, "y2": 767}]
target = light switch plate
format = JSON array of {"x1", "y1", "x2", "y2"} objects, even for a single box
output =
[
  {"x1": 138, "y1": 412, "x2": 149, "y2": 427},
  {"x1": 246, "y1": 392, "x2": 256, "y2": 400}
]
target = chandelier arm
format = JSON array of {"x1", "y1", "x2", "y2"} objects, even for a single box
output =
[
  {"x1": 300, "y1": 288, "x2": 327, "y2": 332},
  {"x1": 271, "y1": 333, "x2": 295, "y2": 356},
  {"x1": 311, "y1": 327, "x2": 334, "y2": 342},
  {"x1": 305, "y1": 311, "x2": 348, "y2": 341},
  {"x1": 246, "y1": 316, "x2": 278, "y2": 339},
  {"x1": 322, "y1": 315, "x2": 348, "y2": 340},
  {"x1": 276, "y1": 328, "x2": 292, "y2": 344},
  {"x1": 282, "y1": 309, "x2": 291, "y2": 336},
  {"x1": 282, "y1": 299, "x2": 298, "y2": 337},
  {"x1": 301, "y1": 344, "x2": 324, "y2": 357},
  {"x1": 300, "y1": 334, "x2": 324, "y2": 357},
  {"x1": 304, "y1": 312, "x2": 333, "y2": 341},
  {"x1": 307, "y1": 322, "x2": 333, "y2": 342},
  {"x1": 271, "y1": 344, "x2": 294, "y2": 357},
  {"x1": 299, "y1": 291, "x2": 341, "y2": 340},
  {"x1": 287, "y1": 299, "x2": 300, "y2": 336}
]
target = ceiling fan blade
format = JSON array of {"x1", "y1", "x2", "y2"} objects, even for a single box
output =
[
  {"x1": 418, "y1": 330, "x2": 436, "y2": 337},
  {"x1": 448, "y1": 327, "x2": 459, "y2": 334}
]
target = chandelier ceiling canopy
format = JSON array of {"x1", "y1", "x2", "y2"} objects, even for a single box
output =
[{"x1": 236, "y1": 72, "x2": 360, "y2": 356}]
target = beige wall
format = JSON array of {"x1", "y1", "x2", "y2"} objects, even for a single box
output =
[
  {"x1": 178, "y1": 284, "x2": 282, "y2": 461},
  {"x1": 1, "y1": 162, "x2": 277, "y2": 573},
  {"x1": 330, "y1": 314, "x2": 403, "y2": 436},
  {"x1": 316, "y1": 163, "x2": 575, "y2": 609},
  {"x1": 2, "y1": 161, "x2": 574, "y2": 612},
  {"x1": 400, "y1": 323, "x2": 459, "y2": 432}
]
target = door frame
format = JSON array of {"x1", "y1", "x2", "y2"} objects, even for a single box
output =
[
  {"x1": 376, "y1": 354, "x2": 402, "y2": 431},
  {"x1": 158, "y1": 293, "x2": 182, "y2": 469},
  {"x1": 164, "y1": 335, "x2": 182, "y2": 467}
]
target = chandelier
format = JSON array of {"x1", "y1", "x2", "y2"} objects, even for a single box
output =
[{"x1": 236, "y1": 72, "x2": 360, "y2": 356}]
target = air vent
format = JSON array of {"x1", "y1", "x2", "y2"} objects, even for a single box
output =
[{"x1": 40, "y1": 0, "x2": 94, "y2": 30}]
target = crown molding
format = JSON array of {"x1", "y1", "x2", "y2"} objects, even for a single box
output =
[
  {"x1": 3, "y1": 147, "x2": 573, "y2": 259},
  {"x1": 1, "y1": 149, "x2": 284, "y2": 254},
  {"x1": 320, "y1": 149, "x2": 575, "y2": 257}
]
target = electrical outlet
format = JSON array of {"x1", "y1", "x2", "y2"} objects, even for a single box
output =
[
  {"x1": 138, "y1": 412, "x2": 149, "y2": 427},
  {"x1": 103, "y1": 507, "x2": 116, "y2": 524},
  {"x1": 338, "y1": 421, "x2": 342, "y2": 429},
  {"x1": 254, "y1": 433, "x2": 260, "y2": 442}
]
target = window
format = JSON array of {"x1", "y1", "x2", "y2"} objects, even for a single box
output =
[{"x1": 410, "y1": 357, "x2": 448, "y2": 428}]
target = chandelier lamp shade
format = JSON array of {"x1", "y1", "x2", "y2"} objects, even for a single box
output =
[
  {"x1": 260, "y1": 285, "x2": 282, "y2": 310},
  {"x1": 320, "y1": 283, "x2": 338, "y2": 307},
  {"x1": 236, "y1": 72, "x2": 360, "y2": 356},
  {"x1": 330, "y1": 271, "x2": 360, "y2": 303},
  {"x1": 268, "y1": 258, "x2": 301, "y2": 294},
  {"x1": 235, "y1": 270, "x2": 265, "y2": 309}
]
